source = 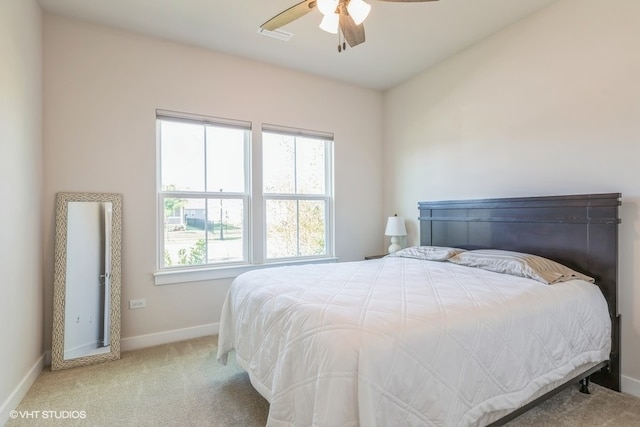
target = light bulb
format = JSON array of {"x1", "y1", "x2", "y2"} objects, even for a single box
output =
[
  {"x1": 317, "y1": 0, "x2": 338, "y2": 16},
  {"x1": 347, "y1": 0, "x2": 371, "y2": 25},
  {"x1": 319, "y1": 12, "x2": 339, "y2": 34}
]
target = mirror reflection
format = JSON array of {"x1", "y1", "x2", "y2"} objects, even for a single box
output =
[
  {"x1": 63, "y1": 201, "x2": 112, "y2": 359},
  {"x1": 52, "y1": 192, "x2": 122, "y2": 370}
]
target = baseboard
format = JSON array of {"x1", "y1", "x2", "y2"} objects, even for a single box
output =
[
  {"x1": 622, "y1": 375, "x2": 640, "y2": 398},
  {"x1": 0, "y1": 354, "x2": 45, "y2": 426},
  {"x1": 120, "y1": 323, "x2": 219, "y2": 352}
]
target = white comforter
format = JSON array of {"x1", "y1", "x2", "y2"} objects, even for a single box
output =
[{"x1": 217, "y1": 257, "x2": 611, "y2": 426}]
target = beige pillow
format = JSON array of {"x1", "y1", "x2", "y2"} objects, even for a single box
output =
[
  {"x1": 447, "y1": 249, "x2": 594, "y2": 284},
  {"x1": 388, "y1": 246, "x2": 466, "y2": 262}
]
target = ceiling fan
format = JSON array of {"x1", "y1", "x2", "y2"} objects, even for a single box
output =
[{"x1": 261, "y1": 0, "x2": 439, "y2": 52}]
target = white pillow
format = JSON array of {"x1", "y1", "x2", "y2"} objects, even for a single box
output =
[
  {"x1": 388, "y1": 246, "x2": 466, "y2": 262},
  {"x1": 448, "y1": 249, "x2": 595, "y2": 284}
]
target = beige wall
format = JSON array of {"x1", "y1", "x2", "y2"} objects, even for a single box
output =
[
  {"x1": 383, "y1": 0, "x2": 640, "y2": 393},
  {"x1": 42, "y1": 15, "x2": 384, "y2": 350},
  {"x1": 0, "y1": 0, "x2": 43, "y2": 423}
]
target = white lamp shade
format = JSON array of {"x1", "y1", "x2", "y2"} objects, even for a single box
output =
[
  {"x1": 347, "y1": 0, "x2": 371, "y2": 25},
  {"x1": 384, "y1": 215, "x2": 407, "y2": 236},
  {"x1": 317, "y1": 0, "x2": 338, "y2": 16},
  {"x1": 319, "y1": 12, "x2": 339, "y2": 34}
]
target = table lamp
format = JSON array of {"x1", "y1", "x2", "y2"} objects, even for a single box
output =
[{"x1": 385, "y1": 214, "x2": 407, "y2": 254}]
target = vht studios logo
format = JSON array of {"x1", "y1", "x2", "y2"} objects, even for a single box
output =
[{"x1": 9, "y1": 410, "x2": 87, "y2": 419}]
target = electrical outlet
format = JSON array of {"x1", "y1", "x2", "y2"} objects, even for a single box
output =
[{"x1": 129, "y1": 299, "x2": 146, "y2": 310}]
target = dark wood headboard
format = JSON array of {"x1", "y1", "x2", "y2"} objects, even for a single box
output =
[{"x1": 418, "y1": 193, "x2": 621, "y2": 391}]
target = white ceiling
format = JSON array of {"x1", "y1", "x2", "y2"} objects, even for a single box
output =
[{"x1": 37, "y1": 0, "x2": 558, "y2": 90}]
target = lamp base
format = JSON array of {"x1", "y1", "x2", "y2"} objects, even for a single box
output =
[{"x1": 388, "y1": 236, "x2": 402, "y2": 254}]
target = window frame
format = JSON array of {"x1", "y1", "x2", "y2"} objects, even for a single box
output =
[
  {"x1": 154, "y1": 112, "x2": 336, "y2": 285},
  {"x1": 261, "y1": 124, "x2": 334, "y2": 263},
  {"x1": 155, "y1": 110, "x2": 252, "y2": 274}
]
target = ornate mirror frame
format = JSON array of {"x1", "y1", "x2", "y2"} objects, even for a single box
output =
[{"x1": 51, "y1": 192, "x2": 123, "y2": 370}]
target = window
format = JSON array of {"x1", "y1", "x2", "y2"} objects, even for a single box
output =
[
  {"x1": 263, "y1": 126, "x2": 333, "y2": 260},
  {"x1": 157, "y1": 111, "x2": 250, "y2": 270},
  {"x1": 156, "y1": 111, "x2": 334, "y2": 281}
]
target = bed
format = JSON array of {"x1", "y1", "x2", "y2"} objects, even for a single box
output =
[{"x1": 217, "y1": 193, "x2": 621, "y2": 426}]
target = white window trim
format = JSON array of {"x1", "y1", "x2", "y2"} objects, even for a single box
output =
[
  {"x1": 153, "y1": 256, "x2": 338, "y2": 285},
  {"x1": 261, "y1": 125, "x2": 335, "y2": 261},
  {"x1": 155, "y1": 112, "x2": 335, "y2": 285},
  {"x1": 156, "y1": 110, "x2": 251, "y2": 272}
]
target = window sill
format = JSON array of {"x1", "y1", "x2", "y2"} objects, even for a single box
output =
[{"x1": 153, "y1": 257, "x2": 339, "y2": 285}]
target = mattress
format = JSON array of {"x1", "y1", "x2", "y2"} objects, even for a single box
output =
[{"x1": 217, "y1": 256, "x2": 611, "y2": 426}]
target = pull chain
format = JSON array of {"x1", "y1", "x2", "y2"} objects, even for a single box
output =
[{"x1": 337, "y1": 30, "x2": 347, "y2": 53}]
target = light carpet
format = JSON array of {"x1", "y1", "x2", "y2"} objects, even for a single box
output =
[{"x1": 6, "y1": 336, "x2": 640, "y2": 426}]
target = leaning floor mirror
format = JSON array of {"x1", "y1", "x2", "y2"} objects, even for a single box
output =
[{"x1": 52, "y1": 192, "x2": 122, "y2": 370}]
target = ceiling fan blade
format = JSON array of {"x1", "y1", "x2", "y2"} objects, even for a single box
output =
[
  {"x1": 339, "y1": 8, "x2": 366, "y2": 47},
  {"x1": 261, "y1": 0, "x2": 318, "y2": 31}
]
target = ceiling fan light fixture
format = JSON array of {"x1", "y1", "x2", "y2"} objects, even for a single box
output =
[
  {"x1": 319, "y1": 12, "x2": 339, "y2": 34},
  {"x1": 262, "y1": 0, "x2": 439, "y2": 53},
  {"x1": 347, "y1": 0, "x2": 371, "y2": 25},
  {"x1": 317, "y1": 0, "x2": 339, "y2": 16}
]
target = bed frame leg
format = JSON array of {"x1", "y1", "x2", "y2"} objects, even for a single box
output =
[{"x1": 579, "y1": 377, "x2": 591, "y2": 394}]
